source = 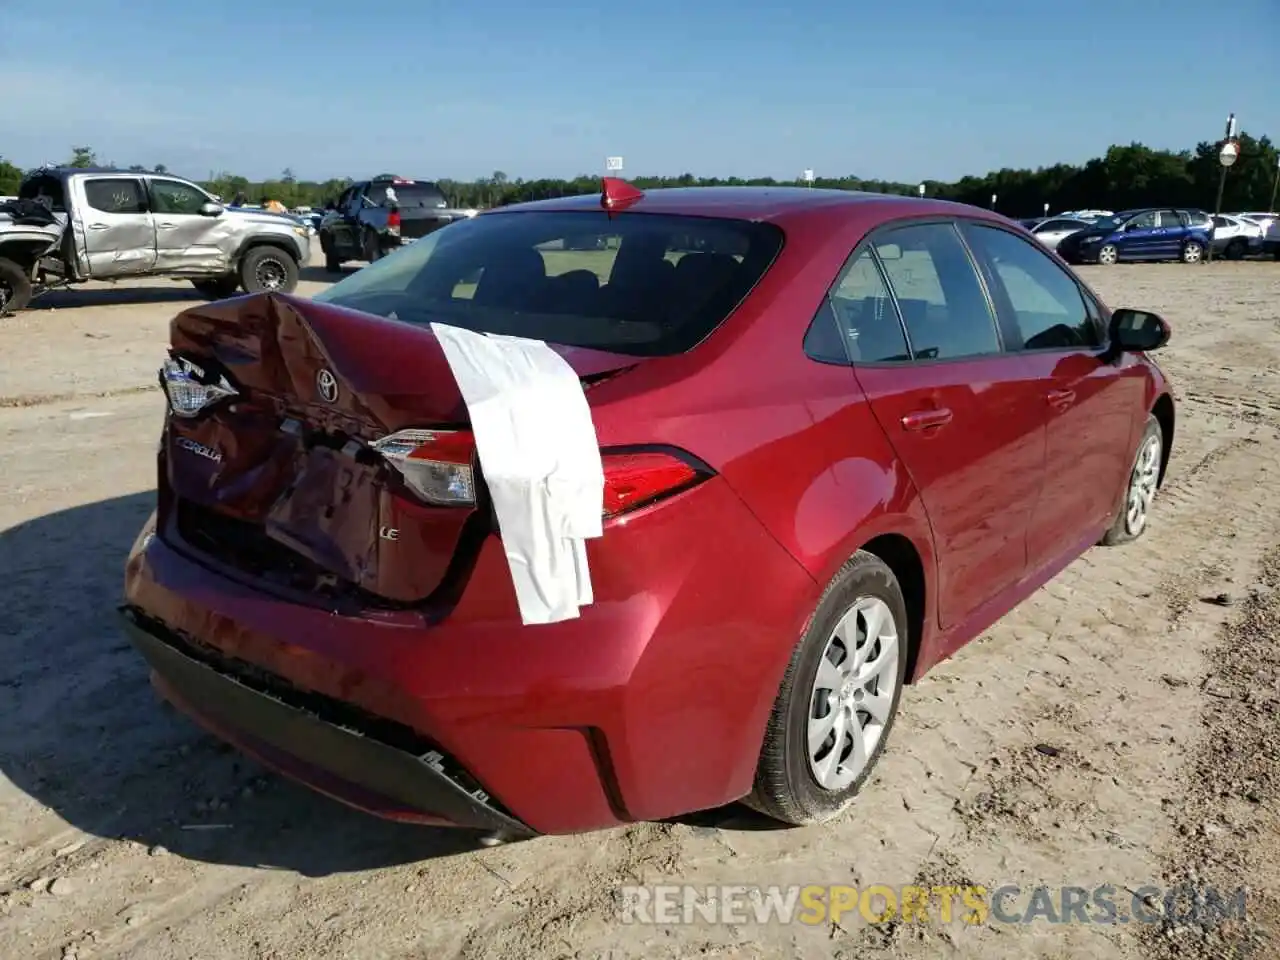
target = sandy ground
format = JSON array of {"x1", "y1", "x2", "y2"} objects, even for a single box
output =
[{"x1": 1, "y1": 252, "x2": 1279, "y2": 960}]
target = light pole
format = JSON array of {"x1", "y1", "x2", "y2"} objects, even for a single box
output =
[
  {"x1": 1206, "y1": 113, "x2": 1237, "y2": 264},
  {"x1": 1270, "y1": 154, "x2": 1280, "y2": 213}
]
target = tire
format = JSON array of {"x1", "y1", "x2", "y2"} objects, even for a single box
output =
[
  {"x1": 744, "y1": 551, "x2": 910, "y2": 825},
  {"x1": 0, "y1": 257, "x2": 34, "y2": 316},
  {"x1": 1101, "y1": 414, "x2": 1163, "y2": 546},
  {"x1": 238, "y1": 246, "x2": 299, "y2": 294},
  {"x1": 1097, "y1": 243, "x2": 1119, "y2": 265},
  {"x1": 362, "y1": 229, "x2": 384, "y2": 263},
  {"x1": 325, "y1": 250, "x2": 343, "y2": 273},
  {"x1": 1181, "y1": 241, "x2": 1204, "y2": 264},
  {"x1": 1224, "y1": 238, "x2": 1247, "y2": 261},
  {"x1": 191, "y1": 277, "x2": 241, "y2": 299}
]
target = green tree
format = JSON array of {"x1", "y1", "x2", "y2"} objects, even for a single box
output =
[
  {"x1": 0, "y1": 156, "x2": 22, "y2": 195},
  {"x1": 69, "y1": 146, "x2": 96, "y2": 168}
]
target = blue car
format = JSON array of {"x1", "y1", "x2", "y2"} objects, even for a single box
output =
[{"x1": 1056, "y1": 207, "x2": 1213, "y2": 265}]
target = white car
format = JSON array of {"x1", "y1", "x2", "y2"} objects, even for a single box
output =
[
  {"x1": 1028, "y1": 217, "x2": 1091, "y2": 250},
  {"x1": 1058, "y1": 209, "x2": 1112, "y2": 222},
  {"x1": 1211, "y1": 214, "x2": 1264, "y2": 259}
]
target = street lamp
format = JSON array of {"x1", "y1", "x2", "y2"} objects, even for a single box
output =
[
  {"x1": 1207, "y1": 113, "x2": 1237, "y2": 264},
  {"x1": 1270, "y1": 154, "x2": 1280, "y2": 214}
]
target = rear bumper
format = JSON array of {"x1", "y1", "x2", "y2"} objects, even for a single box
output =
[
  {"x1": 123, "y1": 477, "x2": 819, "y2": 834},
  {"x1": 122, "y1": 608, "x2": 532, "y2": 836}
]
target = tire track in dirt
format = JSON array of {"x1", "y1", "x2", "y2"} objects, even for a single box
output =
[
  {"x1": 1136, "y1": 545, "x2": 1280, "y2": 960},
  {"x1": 0, "y1": 383, "x2": 155, "y2": 409},
  {"x1": 829, "y1": 411, "x2": 1280, "y2": 957}
]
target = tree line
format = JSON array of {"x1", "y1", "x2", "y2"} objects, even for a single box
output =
[{"x1": 2, "y1": 133, "x2": 1277, "y2": 216}]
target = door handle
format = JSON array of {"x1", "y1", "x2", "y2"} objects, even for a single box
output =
[
  {"x1": 901, "y1": 408, "x2": 953, "y2": 431},
  {"x1": 88, "y1": 223, "x2": 109, "y2": 230},
  {"x1": 1047, "y1": 389, "x2": 1076, "y2": 410},
  {"x1": 157, "y1": 222, "x2": 177, "y2": 229}
]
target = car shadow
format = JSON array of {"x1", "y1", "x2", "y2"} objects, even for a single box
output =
[
  {"x1": 299, "y1": 265, "x2": 355, "y2": 284},
  {"x1": 0, "y1": 492, "x2": 484, "y2": 877},
  {"x1": 32, "y1": 284, "x2": 205, "y2": 310}
]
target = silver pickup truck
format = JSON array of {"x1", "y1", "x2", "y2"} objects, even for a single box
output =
[{"x1": 0, "y1": 167, "x2": 312, "y2": 315}]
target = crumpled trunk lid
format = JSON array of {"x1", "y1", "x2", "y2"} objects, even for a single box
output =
[{"x1": 162, "y1": 293, "x2": 637, "y2": 608}]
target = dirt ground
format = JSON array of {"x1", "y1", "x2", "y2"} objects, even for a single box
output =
[{"x1": 1, "y1": 252, "x2": 1278, "y2": 960}]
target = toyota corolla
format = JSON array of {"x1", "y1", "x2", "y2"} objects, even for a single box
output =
[{"x1": 121, "y1": 180, "x2": 1175, "y2": 838}]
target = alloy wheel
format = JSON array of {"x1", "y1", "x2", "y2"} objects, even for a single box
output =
[
  {"x1": 255, "y1": 258, "x2": 287, "y2": 290},
  {"x1": 1126, "y1": 433, "x2": 1162, "y2": 536},
  {"x1": 807, "y1": 596, "x2": 901, "y2": 791},
  {"x1": 1098, "y1": 244, "x2": 1118, "y2": 265}
]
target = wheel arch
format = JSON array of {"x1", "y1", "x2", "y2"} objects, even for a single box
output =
[
  {"x1": 1151, "y1": 391, "x2": 1175, "y2": 487},
  {"x1": 235, "y1": 234, "x2": 302, "y2": 266},
  {"x1": 858, "y1": 532, "x2": 928, "y2": 684},
  {"x1": 0, "y1": 238, "x2": 57, "y2": 273}
]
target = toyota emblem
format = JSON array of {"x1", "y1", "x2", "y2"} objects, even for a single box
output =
[{"x1": 316, "y1": 369, "x2": 338, "y2": 403}]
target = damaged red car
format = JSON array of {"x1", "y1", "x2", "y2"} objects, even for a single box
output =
[{"x1": 122, "y1": 180, "x2": 1176, "y2": 838}]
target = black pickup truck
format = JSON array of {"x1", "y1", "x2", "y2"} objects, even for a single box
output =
[{"x1": 317, "y1": 176, "x2": 475, "y2": 271}]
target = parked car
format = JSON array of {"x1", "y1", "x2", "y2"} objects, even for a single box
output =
[
  {"x1": 122, "y1": 183, "x2": 1175, "y2": 838},
  {"x1": 1234, "y1": 213, "x2": 1280, "y2": 258},
  {"x1": 1056, "y1": 207, "x2": 1213, "y2": 265},
  {"x1": 1209, "y1": 214, "x2": 1263, "y2": 259},
  {"x1": 0, "y1": 167, "x2": 311, "y2": 314},
  {"x1": 318, "y1": 176, "x2": 476, "y2": 271},
  {"x1": 1058, "y1": 209, "x2": 1113, "y2": 222},
  {"x1": 1028, "y1": 216, "x2": 1091, "y2": 251}
]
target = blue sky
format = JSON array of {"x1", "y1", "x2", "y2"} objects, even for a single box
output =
[{"x1": 1, "y1": 0, "x2": 1276, "y2": 184}]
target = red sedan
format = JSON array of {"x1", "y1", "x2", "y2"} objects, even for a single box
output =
[{"x1": 121, "y1": 180, "x2": 1175, "y2": 837}]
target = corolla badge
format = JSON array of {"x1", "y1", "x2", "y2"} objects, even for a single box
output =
[
  {"x1": 177, "y1": 437, "x2": 222, "y2": 463},
  {"x1": 316, "y1": 368, "x2": 339, "y2": 403}
]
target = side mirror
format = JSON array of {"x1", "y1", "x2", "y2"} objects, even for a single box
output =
[
  {"x1": 199, "y1": 202, "x2": 224, "y2": 217},
  {"x1": 1110, "y1": 308, "x2": 1170, "y2": 353},
  {"x1": 876, "y1": 243, "x2": 903, "y2": 260}
]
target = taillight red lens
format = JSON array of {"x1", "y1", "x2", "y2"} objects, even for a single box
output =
[
  {"x1": 601, "y1": 451, "x2": 701, "y2": 518},
  {"x1": 387, "y1": 208, "x2": 401, "y2": 236}
]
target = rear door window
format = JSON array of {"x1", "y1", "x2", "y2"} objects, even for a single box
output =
[
  {"x1": 83, "y1": 178, "x2": 147, "y2": 215},
  {"x1": 812, "y1": 248, "x2": 910, "y2": 363},
  {"x1": 312, "y1": 210, "x2": 784, "y2": 356},
  {"x1": 871, "y1": 222, "x2": 1001, "y2": 361}
]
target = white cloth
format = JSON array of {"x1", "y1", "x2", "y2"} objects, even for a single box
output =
[{"x1": 430, "y1": 323, "x2": 604, "y2": 624}]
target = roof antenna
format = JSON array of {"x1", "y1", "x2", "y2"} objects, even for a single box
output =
[{"x1": 601, "y1": 177, "x2": 643, "y2": 215}]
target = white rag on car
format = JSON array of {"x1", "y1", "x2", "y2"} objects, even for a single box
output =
[{"x1": 430, "y1": 322, "x2": 605, "y2": 625}]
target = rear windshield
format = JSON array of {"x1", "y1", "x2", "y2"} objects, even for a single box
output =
[
  {"x1": 312, "y1": 210, "x2": 785, "y2": 356},
  {"x1": 18, "y1": 174, "x2": 67, "y2": 212},
  {"x1": 363, "y1": 181, "x2": 446, "y2": 209}
]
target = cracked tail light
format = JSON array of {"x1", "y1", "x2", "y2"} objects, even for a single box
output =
[
  {"x1": 160, "y1": 356, "x2": 238, "y2": 417},
  {"x1": 371, "y1": 429, "x2": 476, "y2": 506}
]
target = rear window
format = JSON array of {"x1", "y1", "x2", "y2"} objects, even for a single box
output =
[
  {"x1": 364, "y1": 180, "x2": 447, "y2": 209},
  {"x1": 312, "y1": 210, "x2": 785, "y2": 356},
  {"x1": 18, "y1": 174, "x2": 66, "y2": 213}
]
